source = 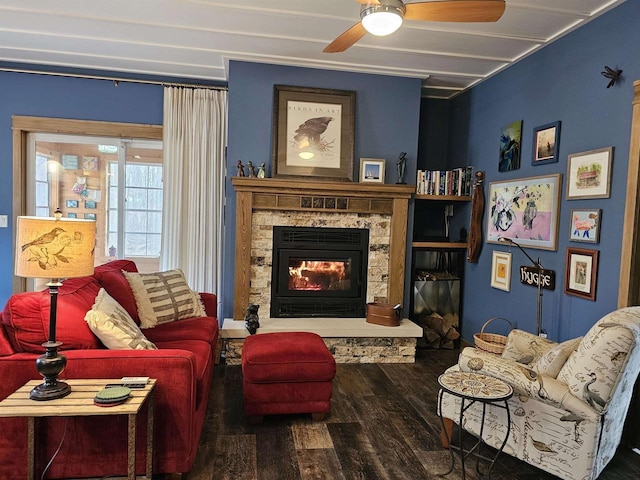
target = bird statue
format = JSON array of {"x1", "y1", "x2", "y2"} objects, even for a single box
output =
[
  {"x1": 601, "y1": 66, "x2": 622, "y2": 88},
  {"x1": 294, "y1": 116, "x2": 334, "y2": 145},
  {"x1": 21, "y1": 227, "x2": 66, "y2": 251},
  {"x1": 584, "y1": 372, "x2": 606, "y2": 410}
]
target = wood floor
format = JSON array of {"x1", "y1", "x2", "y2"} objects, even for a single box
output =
[{"x1": 182, "y1": 348, "x2": 640, "y2": 480}]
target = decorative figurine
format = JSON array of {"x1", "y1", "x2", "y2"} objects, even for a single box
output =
[
  {"x1": 247, "y1": 161, "x2": 257, "y2": 178},
  {"x1": 244, "y1": 303, "x2": 260, "y2": 335},
  {"x1": 237, "y1": 160, "x2": 246, "y2": 177},
  {"x1": 257, "y1": 162, "x2": 266, "y2": 178},
  {"x1": 396, "y1": 152, "x2": 407, "y2": 184}
]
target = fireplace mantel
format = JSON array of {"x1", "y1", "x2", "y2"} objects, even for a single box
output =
[{"x1": 231, "y1": 177, "x2": 415, "y2": 319}]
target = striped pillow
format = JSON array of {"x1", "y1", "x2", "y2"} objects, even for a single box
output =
[
  {"x1": 123, "y1": 269, "x2": 206, "y2": 329},
  {"x1": 85, "y1": 288, "x2": 157, "y2": 350}
]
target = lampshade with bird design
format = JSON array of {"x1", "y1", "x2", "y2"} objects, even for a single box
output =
[{"x1": 15, "y1": 216, "x2": 96, "y2": 279}]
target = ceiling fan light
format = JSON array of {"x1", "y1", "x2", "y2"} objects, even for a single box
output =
[{"x1": 361, "y1": 7, "x2": 404, "y2": 37}]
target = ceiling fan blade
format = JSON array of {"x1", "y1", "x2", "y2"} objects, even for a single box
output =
[
  {"x1": 356, "y1": 0, "x2": 381, "y2": 4},
  {"x1": 323, "y1": 22, "x2": 367, "y2": 53},
  {"x1": 405, "y1": 0, "x2": 506, "y2": 22}
]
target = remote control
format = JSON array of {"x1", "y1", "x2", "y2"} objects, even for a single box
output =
[{"x1": 121, "y1": 376, "x2": 149, "y2": 384}]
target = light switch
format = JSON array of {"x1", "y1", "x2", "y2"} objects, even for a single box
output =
[{"x1": 0, "y1": 215, "x2": 7, "y2": 228}]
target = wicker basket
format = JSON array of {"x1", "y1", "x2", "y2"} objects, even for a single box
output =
[{"x1": 473, "y1": 317, "x2": 513, "y2": 355}]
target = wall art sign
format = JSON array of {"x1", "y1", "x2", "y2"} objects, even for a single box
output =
[
  {"x1": 486, "y1": 173, "x2": 562, "y2": 250},
  {"x1": 519, "y1": 266, "x2": 556, "y2": 290}
]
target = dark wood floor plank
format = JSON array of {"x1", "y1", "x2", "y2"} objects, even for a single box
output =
[
  {"x1": 296, "y1": 448, "x2": 345, "y2": 480},
  {"x1": 327, "y1": 422, "x2": 391, "y2": 480},
  {"x1": 254, "y1": 422, "x2": 301, "y2": 480},
  {"x1": 210, "y1": 434, "x2": 256, "y2": 480}
]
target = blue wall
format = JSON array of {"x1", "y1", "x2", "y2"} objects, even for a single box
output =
[
  {"x1": 0, "y1": 71, "x2": 163, "y2": 304},
  {"x1": 223, "y1": 61, "x2": 422, "y2": 319},
  {"x1": 441, "y1": 0, "x2": 640, "y2": 342}
]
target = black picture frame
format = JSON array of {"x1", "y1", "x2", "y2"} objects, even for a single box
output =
[
  {"x1": 272, "y1": 85, "x2": 355, "y2": 181},
  {"x1": 532, "y1": 121, "x2": 561, "y2": 165}
]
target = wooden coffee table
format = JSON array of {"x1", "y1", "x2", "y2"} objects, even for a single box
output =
[{"x1": 0, "y1": 378, "x2": 156, "y2": 480}]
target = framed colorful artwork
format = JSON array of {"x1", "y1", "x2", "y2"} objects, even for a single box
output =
[
  {"x1": 486, "y1": 173, "x2": 562, "y2": 250},
  {"x1": 272, "y1": 85, "x2": 355, "y2": 181},
  {"x1": 566, "y1": 147, "x2": 613, "y2": 199},
  {"x1": 82, "y1": 156, "x2": 99, "y2": 171},
  {"x1": 491, "y1": 250, "x2": 512, "y2": 291},
  {"x1": 565, "y1": 247, "x2": 599, "y2": 301},
  {"x1": 569, "y1": 209, "x2": 601, "y2": 243},
  {"x1": 66, "y1": 199, "x2": 79, "y2": 208},
  {"x1": 532, "y1": 121, "x2": 561, "y2": 165},
  {"x1": 499, "y1": 120, "x2": 522, "y2": 172},
  {"x1": 61, "y1": 154, "x2": 78, "y2": 170}
]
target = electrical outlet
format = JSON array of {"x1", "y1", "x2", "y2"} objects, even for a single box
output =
[{"x1": 0, "y1": 215, "x2": 7, "y2": 228}]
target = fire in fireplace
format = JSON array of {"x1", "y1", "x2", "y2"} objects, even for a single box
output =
[{"x1": 271, "y1": 226, "x2": 369, "y2": 317}]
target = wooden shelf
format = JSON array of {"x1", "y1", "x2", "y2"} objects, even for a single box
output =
[
  {"x1": 412, "y1": 241, "x2": 467, "y2": 249},
  {"x1": 414, "y1": 194, "x2": 471, "y2": 201}
]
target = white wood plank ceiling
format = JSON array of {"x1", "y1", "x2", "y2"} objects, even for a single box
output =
[{"x1": 0, "y1": 0, "x2": 627, "y2": 98}]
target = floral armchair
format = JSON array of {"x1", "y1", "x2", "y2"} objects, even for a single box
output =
[{"x1": 439, "y1": 307, "x2": 640, "y2": 480}]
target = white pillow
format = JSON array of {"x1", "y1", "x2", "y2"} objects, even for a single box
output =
[
  {"x1": 123, "y1": 269, "x2": 206, "y2": 329},
  {"x1": 532, "y1": 336, "x2": 582, "y2": 378},
  {"x1": 85, "y1": 288, "x2": 157, "y2": 350}
]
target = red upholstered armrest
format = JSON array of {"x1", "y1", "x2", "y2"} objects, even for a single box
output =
[{"x1": 200, "y1": 292, "x2": 217, "y2": 319}]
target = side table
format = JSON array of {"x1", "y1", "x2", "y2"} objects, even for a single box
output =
[
  {"x1": 437, "y1": 371, "x2": 512, "y2": 479},
  {"x1": 0, "y1": 378, "x2": 156, "y2": 480}
]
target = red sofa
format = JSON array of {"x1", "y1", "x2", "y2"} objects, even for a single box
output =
[{"x1": 0, "y1": 259, "x2": 219, "y2": 479}]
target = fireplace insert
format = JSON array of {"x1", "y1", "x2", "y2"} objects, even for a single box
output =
[{"x1": 270, "y1": 226, "x2": 369, "y2": 317}]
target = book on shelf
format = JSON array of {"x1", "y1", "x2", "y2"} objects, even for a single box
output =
[{"x1": 415, "y1": 166, "x2": 473, "y2": 196}]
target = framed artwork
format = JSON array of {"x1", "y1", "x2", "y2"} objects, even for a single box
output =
[
  {"x1": 359, "y1": 158, "x2": 385, "y2": 183},
  {"x1": 84, "y1": 213, "x2": 96, "y2": 220},
  {"x1": 82, "y1": 156, "x2": 99, "y2": 171},
  {"x1": 486, "y1": 173, "x2": 562, "y2": 250},
  {"x1": 532, "y1": 121, "x2": 561, "y2": 165},
  {"x1": 566, "y1": 147, "x2": 613, "y2": 199},
  {"x1": 85, "y1": 200, "x2": 97, "y2": 209},
  {"x1": 570, "y1": 209, "x2": 601, "y2": 243},
  {"x1": 67, "y1": 213, "x2": 77, "y2": 219},
  {"x1": 499, "y1": 120, "x2": 522, "y2": 172},
  {"x1": 565, "y1": 247, "x2": 599, "y2": 301},
  {"x1": 491, "y1": 251, "x2": 512, "y2": 291},
  {"x1": 66, "y1": 199, "x2": 79, "y2": 208},
  {"x1": 61, "y1": 154, "x2": 78, "y2": 170},
  {"x1": 272, "y1": 85, "x2": 355, "y2": 181}
]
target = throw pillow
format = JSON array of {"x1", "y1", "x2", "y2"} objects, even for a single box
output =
[
  {"x1": 85, "y1": 288, "x2": 157, "y2": 350},
  {"x1": 532, "y1": 336, "x2": 582, "y2": 378},
  {"x1": 123, "y1": 269, "x2": 205, "y2": 329}
]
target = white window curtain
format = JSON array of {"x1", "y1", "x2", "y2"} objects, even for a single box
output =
[{"x1": 161, "y1": 87, "x2": 227, "y2": 301}]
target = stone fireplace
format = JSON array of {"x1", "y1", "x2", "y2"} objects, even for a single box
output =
[{"x1": 231, "y1": 177, "x2": 415, "y2": 320}]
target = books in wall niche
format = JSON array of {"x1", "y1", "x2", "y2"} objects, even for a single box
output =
[{"x1": 416, "y1": 166, "x2": 473, "y2": 196}]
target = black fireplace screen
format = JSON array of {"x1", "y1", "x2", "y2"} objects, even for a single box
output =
[{"x1": 271, "y1": 226, "x2": 368, "y2": 317}]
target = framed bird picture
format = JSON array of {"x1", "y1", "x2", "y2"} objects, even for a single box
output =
[{"x1": 272, "y1": 85, "x2": 355, "y2": 181}]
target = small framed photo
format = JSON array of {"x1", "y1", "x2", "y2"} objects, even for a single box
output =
[
  {"x1": 532, "y1": 121, "x2": 560, "y2": 165},
  {"x1": 85, "y1": 200, "x2": 97, "y2": 209},
  {"x1": 570, "y1": 209, "x2": 601, "y2": 243},
  {"x1": 66, "y1": 199, "x2": 79, "y2": 208},
  {"x1": 566, "y1": 147, "x2": 613, "y2": 199},
  {"x1": 84, "y1": 213, "x2": 96, "y2": 220},
  {"x1": 82, "y1": 156, "x2": 99, "y2": 171},
  {"x1": 61, "y1": 154, "x2": 78, "y2": 170},
  {"x1": 67, "y1": 213, "x2": 77, "y2": 219},
  {"x1": 491, "y1": 251, "x2": 512, "y2": 291},
  {"x1": 359, "y1": 158, "x2": 385, "y2": 183},
  {"x1": 565, "y1": 247, "x2": 599, "y2": 301}
]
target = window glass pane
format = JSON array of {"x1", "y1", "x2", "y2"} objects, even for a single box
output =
[
  {"x1": 35, "y1": 182, "x2": 49, "y2": 207},
  {"x1": 126, "y1": 164, "x2": 148, "y2": 188},
  {"x1": 109, "y1": 187, "x2": 119, "y2": 209},
  {"x1": 35, "y1": 155, "x2": 49, "y2": 181},
  {"x1": 125, "y1": 233, "x2": 147, "y2": 256},
  {"x1": 148, "y1": 212, "x2": 162, "y2": 233},
  {"x1": 149, "y1": 166, "x2": 163, "y2": 189},
  {"x1": 148, "y1": 189, "x2": 162, "y2": 211},
  {"x1": 35, "y1": 207, "x2": 50, "y2": 217},
  {"x1": 126, "y1": 211, "x2": 147, "y2": 233},
  {"x1": 126, "y1": 187, "x2": 148, "y2": 210},
  {"x1": 108, "y1": 210, "x2": 118, "y2": 233},
  {"x1": 109, "y1": 162, "x2": 118, "y2": 186},
  {"x1": 147, "y1": 234, "x2": 162, "y2": 256},
  {"x1": 108, "y1": 233, "x2": 118, "y2": 254}
]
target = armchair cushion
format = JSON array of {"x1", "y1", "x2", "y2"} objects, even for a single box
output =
[
  {"x1": 84, "y1": 289, "x2": 157, "y2": 350},
  {"x1": 501, "y1": 328, "x2": 556, "y2": 364}
]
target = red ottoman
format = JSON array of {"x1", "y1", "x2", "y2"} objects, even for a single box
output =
[{"x1": 242, "y1": 332, "x2": 336, "y2": 422}]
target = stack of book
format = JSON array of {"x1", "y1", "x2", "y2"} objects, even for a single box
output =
[{"x1": 415, "y1": 166, "x2": 473, "y2": 196}]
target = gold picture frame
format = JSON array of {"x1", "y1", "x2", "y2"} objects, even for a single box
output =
[{"x1": 491, "y1": 250, "x2": 512, "y2": 291}]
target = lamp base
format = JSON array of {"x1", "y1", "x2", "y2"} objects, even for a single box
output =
[{"x1": 30, "y1": 341, "x2": 71, "y2": 401}]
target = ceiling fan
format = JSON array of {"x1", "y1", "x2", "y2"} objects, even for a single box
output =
[{"x1": 323, "y1": 0, "x2": 506, "y2": 53}]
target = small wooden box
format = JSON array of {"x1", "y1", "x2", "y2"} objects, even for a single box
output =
[{"x1": 366, "y1": 302, "x2": 401, "y2": 327}]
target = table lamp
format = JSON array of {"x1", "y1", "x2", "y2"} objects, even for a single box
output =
[{"x1": 14, "y1": 210, "x2": 96, "y2": 400}]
